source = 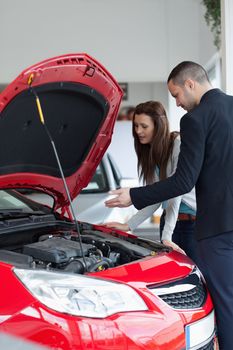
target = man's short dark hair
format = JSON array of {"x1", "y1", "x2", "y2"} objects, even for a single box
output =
[{"x1": 167, "y1": 61, "x2": 210, "y2": 86}]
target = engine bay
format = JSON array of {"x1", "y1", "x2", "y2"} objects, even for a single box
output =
[{"x1": 0, "y1": 222, "x2": 170, "y2": 273}]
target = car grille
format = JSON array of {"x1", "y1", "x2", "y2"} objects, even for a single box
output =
[
  {"x1": 158, "y1": 277, "x2": 206, "y2": 309},
  {"x1": 148, "y1": 267, "x2": 207, "y2": 309}
]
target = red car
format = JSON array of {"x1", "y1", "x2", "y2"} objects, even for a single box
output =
[{"x1": 0, "y1": 54, "x2": 217, "y2": 350}]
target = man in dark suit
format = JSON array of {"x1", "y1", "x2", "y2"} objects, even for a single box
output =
[{"x1": 105, "y1": 61, "x2": 233, "y2": 349}]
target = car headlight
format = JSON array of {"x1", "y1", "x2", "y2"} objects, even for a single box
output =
[{"x1": 14, "y1": 269, "x2": 148, "y2": 318}]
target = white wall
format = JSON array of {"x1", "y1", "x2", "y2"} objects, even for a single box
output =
[
  {"x1": 221, "y1": 0, "x2": 233, "y2": 95},
  {"x1": 120, "y1": 82, "x2": 168, "y2": 110},
  {"x1": 198, "y1": 3, "x2": 217, "y2": 65},
  {"x1": 0, "y1": 0, "x2": 216, "y2": 85}
]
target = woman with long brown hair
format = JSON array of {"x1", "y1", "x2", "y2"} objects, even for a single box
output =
[{"x1": 106, "y1": 101, "x2": 198, "y2": 263}]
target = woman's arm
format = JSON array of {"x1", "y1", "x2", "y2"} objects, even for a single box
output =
[
  {"x1": 104, "y1": 202, "x2": 161, "y2": 231},
  {"x1": 127, "y1": 203, "x2": 161, "y2": 231}
]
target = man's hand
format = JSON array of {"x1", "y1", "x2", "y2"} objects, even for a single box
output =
[{"x1": 105, "y1": 188, "x2": 132, "y2": 208}]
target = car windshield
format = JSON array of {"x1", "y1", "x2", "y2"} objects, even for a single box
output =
[
  {"x1": 0, "y1": 190, "x2": 53, "y2": 217},
  {"x1": 0, "y1": 190, "x2": 35, "y2": 211}
]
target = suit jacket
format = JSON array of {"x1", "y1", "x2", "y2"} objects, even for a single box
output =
[{"x1": 130, "y1": 89, "x2": 233, "y2": 240}]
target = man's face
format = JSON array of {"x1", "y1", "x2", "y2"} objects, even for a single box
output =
[{"x1": 168, "y1": 79, "x2": 198, "y2": 112}]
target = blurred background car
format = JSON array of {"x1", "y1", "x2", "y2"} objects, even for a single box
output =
[
  {"x1": 25, "y1": 153, "x2": 139, "y2": 225},
  {"x1": 73, "y1": 153, "x2": 138, "y2": 224}
]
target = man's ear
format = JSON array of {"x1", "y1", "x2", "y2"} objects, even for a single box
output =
[{"x1": 184, "y1": 79, "x2": 195, "y2": 90}]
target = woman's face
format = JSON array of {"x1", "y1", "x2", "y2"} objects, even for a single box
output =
[{"x1": 134, "y1": 113, "x2": 154, "y2": 144}]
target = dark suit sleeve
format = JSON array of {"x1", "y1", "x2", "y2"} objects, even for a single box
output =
[{"x1": 130, "y1": 114, "x2": 205, "y2": 209}]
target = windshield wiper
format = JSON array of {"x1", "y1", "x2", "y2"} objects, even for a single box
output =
[{"x1": 0, "y1": 209, "x2": 46, "y2": 219}]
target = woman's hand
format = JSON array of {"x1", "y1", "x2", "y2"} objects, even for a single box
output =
[
  {"x1": 162, "y1": 239, "x2": 186, "y2": 255},
  {"x1": 104, "y1": 222, "x2": 130, "y2": 231}
]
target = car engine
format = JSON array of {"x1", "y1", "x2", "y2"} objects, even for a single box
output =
[{"x1": 0, "y1": 224, "x2": 170, "y2": 273}]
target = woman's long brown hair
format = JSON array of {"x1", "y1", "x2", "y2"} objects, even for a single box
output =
[{"x1": 133, "y1": 101, "x2": 179, "y2": 184}]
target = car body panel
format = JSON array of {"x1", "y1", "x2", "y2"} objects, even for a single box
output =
[{"x1": 0, "y1": 255, "x2": 213, "y2": 350}]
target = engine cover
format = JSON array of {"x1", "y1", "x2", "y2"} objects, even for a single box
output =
[{"x1": 23, "y1": 237, "x2": 95, "y2": 264}]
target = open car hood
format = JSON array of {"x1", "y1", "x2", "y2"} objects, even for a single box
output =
[{"x1": 0, "y1": 54, "x2": 122, "y2": 210}]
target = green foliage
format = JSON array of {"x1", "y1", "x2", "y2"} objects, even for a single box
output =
[{"x1": 202, "y1": 0, "x2": 221, "y2": 49}]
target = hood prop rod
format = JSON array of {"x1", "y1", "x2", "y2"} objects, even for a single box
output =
[{"x1": 28, "y1": 74, "x2": 88, "y2": 272}]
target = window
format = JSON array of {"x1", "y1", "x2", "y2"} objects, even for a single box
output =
[{"x1": 81, "y1": 163, "x2": 108, "y2": 193}]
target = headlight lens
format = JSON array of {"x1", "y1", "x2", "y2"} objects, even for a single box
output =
[{"x1": 14, "y1": 269, "x2": 148, "y2": 318}]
